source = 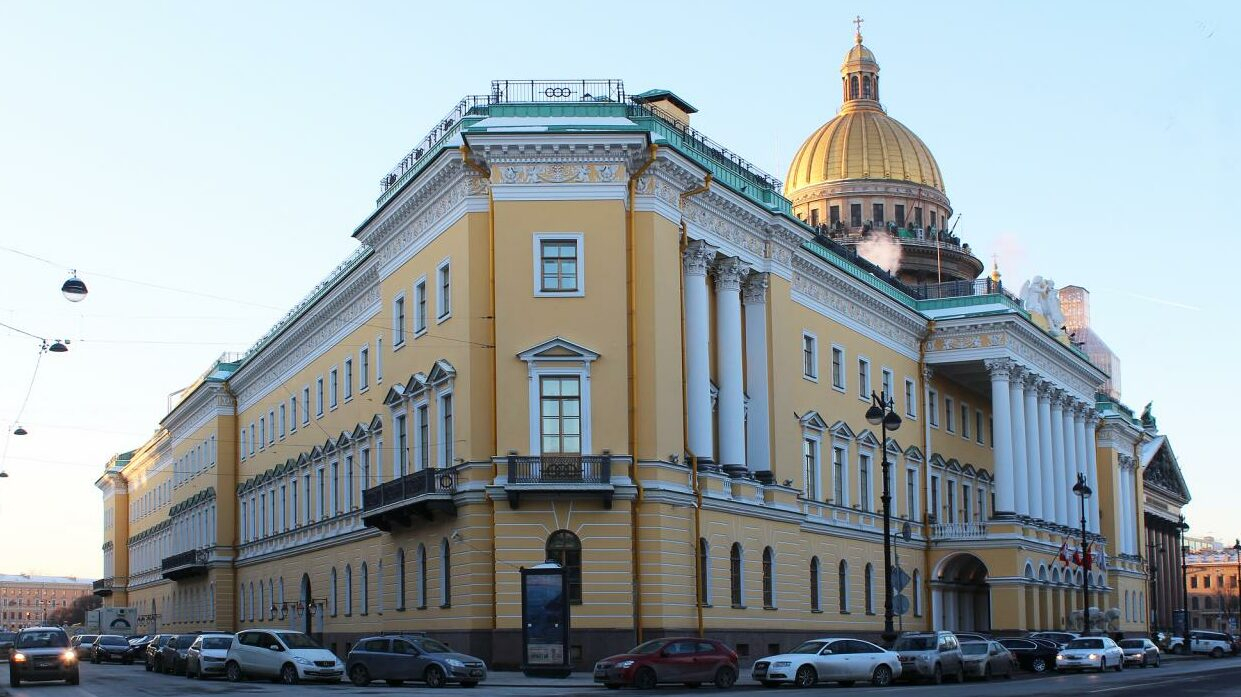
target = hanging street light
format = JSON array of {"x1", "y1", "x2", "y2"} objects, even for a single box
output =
[
  {"x1": 12, "y1": 426, "x2": 27, "y2": 436},
  {"x1": 61, "y1": 272, "x2": 87, "y2": 302},
  {"x1": 48, "y1": 340, "x2": 69, "y2": 353}
]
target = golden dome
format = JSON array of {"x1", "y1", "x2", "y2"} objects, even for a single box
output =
[{"x1": 784, "y1": 109, "x2": 945, "y2": 194}]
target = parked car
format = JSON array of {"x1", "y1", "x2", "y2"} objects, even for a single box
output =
[
  {"x1": 0, "y1": 632, "x2": 15, "y2": 661},
  {"x1": 1028, "y1": 631, "x2": 1078, "y2": 647},
  {"x1": 593, "y1": 637, "x2": 738, "y2": 690},
  {"x1": 90, "y1": 635, "x2": 135, "y2": 664},
  {"x1": 128, "y1": 635, "x2": 154, "y2": 654},
  {"x1": 225, "y1": 629, "x2": 343, "y2": 684},
  {"x1": 185, "y1": 633, "x2": 235, "y2": 680},
  {"x1": 1119, "y1": 638, "x2": 1160, "y2": 667},
  {"x1": 959, "y1": 640, "x2": 1014, "y2": 680},
  {"x1": 751, "y1": 637, "x2": 900, "y2": 688},
  {"x1": 345, "y1": 634, "x2": 487, "y2": 688},
  {"x1": 160, "y1": 634, "x2": 197, "y2": 674},
  {"x1": 954, "y1": 633, "x2": 991, "y2": 643},
  {"x1": 70, "y1": 634, "x2": 98, "y2": 659},
  {"x1": 1166, "y1": 635, "x2": 1187, "y2": 654},
  {"x1": 146, "y1": 634, "x2": 176, "y2": 672},
  {"x1": 892, "y1": 631, "x2": 964, "y2": 684},
  {"x1": 998, "y1": 637, "x2": 1059, "y2": 672},
  {"x1": 8, "y1": 626, "x2": 79, "y2": 687},
  {"x1": 1056, "y1": 637, "x2": 1124, "y2": 672},
  {"x1": 1189, "y1": 631, "x2": 1235, "y2": 658}
]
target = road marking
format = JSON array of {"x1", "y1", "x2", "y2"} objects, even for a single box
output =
[{"x1": 1088, "y1": 675, "x2": 1209, "y2": 693}]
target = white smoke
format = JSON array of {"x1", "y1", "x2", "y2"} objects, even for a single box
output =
[{"x1": 857, "y1": 235, "x2": 903, "y2": 274}]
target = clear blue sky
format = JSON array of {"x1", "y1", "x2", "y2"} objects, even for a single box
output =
[{"x1": 1, "y1": 1, "x2": 1236, "y2": 577}]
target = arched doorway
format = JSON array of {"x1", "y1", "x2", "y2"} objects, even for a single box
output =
[
  {"x1": 299, "y1": 573, "x2": 312, "y2": 635},
  {"x1": 932, "y1": 553, "x2": 990, "y2": 632}
]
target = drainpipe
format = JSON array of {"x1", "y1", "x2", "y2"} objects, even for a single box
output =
[{"x1": 626, "y1": 143, "x2": 658, "y2": 644}]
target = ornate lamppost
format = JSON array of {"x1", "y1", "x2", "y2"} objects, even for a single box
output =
[
  {"x1": 1179, "y1": 516, "x2": 1190, "y2": 638},
  {"x1": 865, "y1": 391, "x2": 902, "y2": 644},
  {"x1": 1147, "y1": 538, "x2": 1161, "y2": 634},
  {"x1": 1073, "y1": 473, "x2": 1092, "y2": 634},
  {"x1": 1232, "y1": 539, "x2": 1241, "y2": 634}
]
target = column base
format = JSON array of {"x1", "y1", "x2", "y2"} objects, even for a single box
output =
[
  {"x1": 753, "y1": 470, "x2": 775, "y2": 485},
  {"x1": 721, "y1": 464, "x2": 749, "y2": 479}
]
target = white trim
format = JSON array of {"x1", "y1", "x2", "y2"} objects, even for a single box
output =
[
  {"x1": 437, "y1": 389, "x2": 454, "y2": 467},
  {"x1": 830, "y1": 344, "x2": 846, "y2": 393},
  {"x1": 413, "y1": 275, "x2": 428, "y2": 338},
  {"x1": 532, "y1": 232, "x2": 586, "y2": 298},
  {"x1": 392, "y1": 291, "x2": 407, "y2": 348},
  {"x1": 801, "y1": 331, "x2": 819, "y2": 382},
  {"x1": 802, "y1": 432, "x2": 822, "y2": 501},
  {"x1": 857, "y1": 356, "x2": 871, "y2": 400},
  {"x1": 790, "y1": 288, "x2": 921, "y2": 362},
  {"x1": 526, "y1": 366, "x2": 592, "y2": 455},
  {"x1": 492, "y1": 183, "x2": 628, "y2": 202},
  {"x1": 435, "y1": 257, "x2": 452, "y2": 323}
]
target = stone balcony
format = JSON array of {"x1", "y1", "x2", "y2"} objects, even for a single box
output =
[
  {"x1": 500, "y1": 453, "x2": 619, "y2": 509},
  {"x1": 161, "y1": 548, "x2": 210, "y2": 581},
  {"x1": 361, "y1": 467, "x2": 458, "y2": 532},
  {"x1": 930, "y1": 521, "x2": 989, "y2": 540}
]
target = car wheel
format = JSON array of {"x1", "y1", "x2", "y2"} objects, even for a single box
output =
[
  {"x1": 633, "y1": 666, "x2": 657, "y2": 690},
  {"x1": 1154, "y1": 655, "x2": 1161, "y2": 668},
  {"x1": 1212, "y1": 647, "x2": 1224, "y2": 658},
  {"x1": 1031, "y1": 657, "x2": 1048, "y2": 672},
  {"x1": 871, "y1": 664, "x2": 893, "y2": 687},
  {"x1": 1115, "y1": 656, "x2": 1124, "y2": 672},
  {"x1": 425, "y1": 664, "x2": 448, "y2": 689},
  {"x1": 955, "y1": 664, "x2": 965, "y2": 683},
  {"x1": 794, "y1": 664, "x2": 817, "y2": 688},
  {"x1": 145, "y1": 661, "x2": 153, "y2": 672},
  {"x1": 930, "y1": 663, "x2": 943, "y2": 684},
  {"x1": 983, "y1": 664, "x2": 991, "y2": 681},
  {"x1": 386, "y1": 679, "x2": 404, "y2": 686},
  {"x1": 225, "y1": 661, "x2": 242, "y2": 682},
  {"x1": 280, "y1": 663, "x2": 299, "y2": 685},
  {"x1": 713, "y1": 666, "x2": 737, "y2": 689},
  {"x1": 349, "y1": 664, "x2": 371, "y2": 687}
]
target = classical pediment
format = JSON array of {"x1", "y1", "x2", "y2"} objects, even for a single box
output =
[
  {"x1": 517, "y1": 337, "x2": 600, "y2": 363},
  {"x1": 1142, "y1": 435, "x2": 1191, "y2": 504},
  {"x1": 799, "y1": 411, "x2": 829, "y2": 431}
]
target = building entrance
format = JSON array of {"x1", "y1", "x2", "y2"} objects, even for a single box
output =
[{"x1": 933, "y1": 553, "x2": 991, "y2": 632}]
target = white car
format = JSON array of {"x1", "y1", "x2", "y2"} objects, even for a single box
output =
[
  {"x1": 1056, "y1": 637, "x2": 1124, "y2": 673},
  {"x1": 1189, "y1": 631, "x2": 1235, "y2": 658},
  {"x1": 752, "y1": 638, "x2": 901, "y2": 688},
  {"x1": 224, "y1": 629, "x2": 343, "y2": 684}
]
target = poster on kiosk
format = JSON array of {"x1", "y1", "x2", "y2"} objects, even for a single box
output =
[{"x1": 521, "y1": 562, "x2": 571, "y2": 677}]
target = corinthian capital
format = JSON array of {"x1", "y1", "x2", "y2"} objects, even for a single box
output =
[
  {"x1": 682, "y1": 239, "x2": 716, "y2": 277},
  {"x1": 713, "y1": 256, "x2": 749, "y2": 293},
  {"x1": 742, "y1": 272, "x2": 769, "y2": 305},
  {"x1": 983, "y1": 358, "x2": 1014, "y2": 380}
]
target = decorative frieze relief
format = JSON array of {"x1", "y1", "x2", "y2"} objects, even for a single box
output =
[
  {"x1": 494, "y1": 162, "x2": 623, "y2": 185},
  {"x1": 791, "y1": 256, "x2": 925, "y2": 355},
  {"x1": 927, "y1": 320, "x2": 1102, "y2": 400}
]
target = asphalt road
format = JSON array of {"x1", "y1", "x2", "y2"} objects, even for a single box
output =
[{"x1": 2, "y1": 659, "x2": 1241, "y2": 697}]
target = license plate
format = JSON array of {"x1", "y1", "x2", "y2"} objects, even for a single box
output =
[{"x1": 469, "y1": 670, "x2": 483, "y2": 677}]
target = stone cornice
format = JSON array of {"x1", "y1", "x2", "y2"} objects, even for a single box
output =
[{"x1": 162, "y1": 383, "x2": 232, "y2": 447}]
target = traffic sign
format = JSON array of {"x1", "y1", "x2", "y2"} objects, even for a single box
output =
[
  {"x1": 893, "y1": 594, "x2": 910, "y2": 616},
  {"x1": 890, "y1": 567, "x2": 911, "y2": 592}
]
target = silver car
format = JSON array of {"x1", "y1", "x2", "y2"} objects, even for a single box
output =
[
  {"x1": 960, "y1": 641, "x2": 1015, "y2": 680},
  {"x1": 751, "y1": 638, "x2": 901, "y2": 688},
  {"x1": 1119, "y1": 638, "x2": 1160, "y2": 667},
  {"x1": 345, "y1": 635, "x2": 486, "y2": 688},
  {"x1": 184, "y1": 633, "x2": 235, "y2": 679},
  {"x1": 892, "y1": 631, "x2": 965, "y2": 684},
  {"x1": 1056, "y1": 637, "x2": 1124, "y2": 672}
]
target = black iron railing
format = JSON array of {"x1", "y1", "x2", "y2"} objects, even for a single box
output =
[
  {"x1": 362, "y1": 468, "x2": 456, "y2": 512},
  {"x1": 910, "y1": 278, "x2": 1012, "y2": 301},
  {"x1": 490, "y1": 79, "x2": 626, "y2": 104},
  {"x1": 379, "y1": 96, "x2": 493, "y2": 193},
  {"x1": 92, "y1": 578, "x2": 113, "y2": 595},
  {"x1": 161, "y1": 549, "x2": 208, "y2": 574},
  {"x1": 507, "y1": 454, "x2": 612, "y2": 485}
]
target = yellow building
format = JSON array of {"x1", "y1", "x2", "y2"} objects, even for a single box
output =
[{"x1": 97, "y1": 33, "x2": 1167, "y2": 667}]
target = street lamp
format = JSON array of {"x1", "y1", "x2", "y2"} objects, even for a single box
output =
[
  {"x1": 1073, "y1": 472, "x2": 1092, "y2": 634},
  {"x1": 1147, "y1": 538, "x2": 1161, "y2": 634},
  {"x1": 1233, "y1": 539, "x2": 1240, "y2": 635},
  {"x1": 865, "y1": 390, "x2": 902, "y2": 644},
  {"x1": 1179, "y1": 516, "x2": 1190, "y2": 638},
  {"x1": 61, "y1": 272, "x2": 87, "y2": 302}
]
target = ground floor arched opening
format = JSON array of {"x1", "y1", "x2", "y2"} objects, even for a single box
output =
[{"x1": 932, "y1": 552, "x2": 990, "y2": 632}]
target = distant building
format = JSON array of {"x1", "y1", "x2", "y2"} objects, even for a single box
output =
[
  {"x1": 1059, "y1": 286, "x2": 1122, "y2": 401},
  {"x1": 1185, "y1": 550, "x2": 1241, "y2": 633},
  {"x1": 0, "y1": 574, "x2": 94, "y2": 630}
]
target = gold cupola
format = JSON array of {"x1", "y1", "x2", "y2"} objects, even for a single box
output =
[{"x1": 784, "y1": 23, "x2": 981, "y2": 284}]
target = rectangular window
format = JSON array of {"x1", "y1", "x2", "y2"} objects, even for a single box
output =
[
  {"x1": 872, "y1": 203, "x2": 885, "y2": 225},
  {"x1": 832, "y1": 446, "x2": 846, "y2": 505},
  {"x1": 906, "y1": 470, "x2": 916, "y2": 520},
  {"x1": 810, "y1": 208, "x2": 819, "y2": 227},
  {"x1": 316, "y1": 469, "x2": 325, "y2": 520},
  {"x1": 303, "y1": 473, "x2": 311, "y2": 522},
  {"x1": 961, "y1": 483, "x2": 971, "y2": 521},
  {"x1": 279, "y1": 404, "x2": 287, "y2": 439},
  {"x1": 858, "y1": 453, "x2": 871, "y2": 512},
  {"x1": 360, "y1": 448, "x2": 370, "y2": 503},
  {"x1": 329, "y1": 369, "x2": 339, "y2": 409},
  {"x1": 540, "y1": 376, "x2": 581, "y2": 454},
  {"x1": 291, "y1": 484, "x2": 298, "y2": 527},
  {"x1": 894, "y1": 204, "x2": 906, "y2": 227},
  {"x1": 290, "y1": 396, "x2": 298, "y2": 432},
  {"x1": 344, "y1": 359, "x2": 353, "y2": 400},
  {"x1": 441, "y1": 394, "x2": 454, "y2": 465},
  {"x1": 395, "y1": 414, "x2": 408, "y2": 477},
  {"x1": 977, "y1": 488, "x2": 986, "y2": 520},
  {"x1": 414, "y1": 279, "x2": 427, "y2": 335},
  {"x1": 929, "y1": 475, "x2": 940, "y2": 522},
  {"x1": 280, "y1": 485, "x2": 288, "y2": 531},
  {"x1": 961, "y1": 402, "x2": 970, "y2": 439},
  {"x1": 904, "y1": 378, "x2": 917, "y2": 418},
  {"x1": 330, "y1": 461, "x2": 339, "y2": 515},
  {"x1": 858, "y1": 358, "x2": 871, "y2": 399},
  {"x1": 975, "y1": 410, "x2": 984, "y2": 444},
  {"x1": 316, "y1": 378, "x2": 325, "y2": 416},
  {"x1": 268, "y1": 410, "x2": 275, "y2": 444},
  {"x1": 249, "y1": 424, "x2": 255, "y2": 455},
  {"x1": 376, "y1": 337, "x2": 383, "y2": 382},
  {"x1": 914, "y1": 207, "x2": 924, "y2": 229},
  {"x1": 849, "y1": 203, "x2": 862, "y2": 228},
  {"x1": 946, "y1": 483, "x2": 957, "y2": 523},
  {"x1": 829, "y1": 205, "x2": 840, "y2": 224},
  {"x1": 302, "y1": 387, "x2": 310, "y2": 424},
  {"x1": 881, "y1": 369, "x2": 894, "y2": 403},
  {"x1": 360, "y1": 347, "x2": 370, "y2": 390},
  {"x1": 803, "y1": 437, "x2": 819, "y2": 500},
  {"x1": 259, "y1": 417, "x2": 266, "y2": 450},
  {"x1": 802, "y1": 333, "x2": 818, "y2": 380},
  {"x1": 945, "y1": 396, "x2": 955, "y2": 433},
  {"x1": 393, "y1": 295, "x2": 406, "y2": 346},
  {"x1": 831, "y1": 346, "x2": 845, "y2": 390},
  {"x1": 537, "y1": 236, "x2": 582, "y2": 294},
  {"x1": 417, "y1": 404, "x2": 430, "y2": 470},
  {"x1": 930, "y1": 210, "x2": 938, "y2": 229},
  {"x1": 928, "y1": 389, "x2": 939, "y2": 427},
  {"x1": 345, "y1": 455, "x2": 354, "y2": 511},
  {"x1": 437, "y1": 261, "x2": 451, "y2": 320}
]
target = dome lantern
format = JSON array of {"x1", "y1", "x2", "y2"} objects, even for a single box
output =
[{"x1": 841, "y1": 16, "x2": 880, "y2": 108}]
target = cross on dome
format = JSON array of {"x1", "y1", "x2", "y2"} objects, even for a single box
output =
[{"x1": 853, "y1": 15, "x2": 864, "y2": 44}]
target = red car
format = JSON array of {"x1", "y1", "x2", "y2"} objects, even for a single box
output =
[{"x1": 593, "y1": 637, "x2": 738, "y2": 690}]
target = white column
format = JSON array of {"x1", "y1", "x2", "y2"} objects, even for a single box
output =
[
  {"x1": 1086, "y1": 414, "x2": 1101, "y2": 534},
  {"x1": 1023, "y1": 373, "x2": 1044, "y2": 521},
  {"x1": 1121, "y1": 461, "x2": 1134, "y2": 555},
  {"x1": 985, "y1": 359, "x2": 1016, "y2": 515},
  {"x1": 743, "y1": 273, "x2": 771, "y2": 476},
  {"x1": 1072, "y1": 406, "x2": 1089, "y2": 529},
  {"x1": 1049, "y1": 391, "x2": 1069, "y2": 527},
  {"x1": 683, "y1": 240, "x2": 715, "y2": 463},
  {"x1": 1061, "y1": 400, "x2": 1079, "y2": 522},
  {"x1": 1037, "y1": 381, "x2": 1057, "y2": 525},
  {"x1": 714, "y1": 256, "x2": 748, "y2": 474},
  {"x1": 1009, "y1": 366, "x2": 1030, "y2": 518}
]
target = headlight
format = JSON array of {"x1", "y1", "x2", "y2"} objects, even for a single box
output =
[
  {"x1": 1087, "y1": 653, "x2": 1098, "y2": 660},
  {"x1": 293, "y1": 656, "x2": 311, "y2": 665},
  {"x1": 1056, "y1": 654, "x2": 1064, "y2": 661},
  {"x1": 446, "y1": 658, "x2": 465, "y2": 668},
  {"x1": 12, "y1": 652, "x2": 26, "y2": 662},
  {"x1": 63, "y1": 650, "x2": 77, "y2": 662},
  {"x1": 616, "y1": 660, "x2": 635, "y2": 668},
  {"x1": 773, "y1": 661, "x2": 791, "y2": 667}
]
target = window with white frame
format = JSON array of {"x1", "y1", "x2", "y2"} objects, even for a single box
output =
[
  {"x1": 906, "y1": 468, "x2": 917, "y2": 519},
  {"x1": 803, "y1": 436, "x2": 820, "y2": 500},
  {"x1": 436, "y1": 260, "x2": 451, "y2": 320},
  {"x1": 975, "y1": 410, "x2": 984, "y2": 444},
  {"x1": 360, "y1": 347, "x2": 370, "y2": 390},
  {"x1": 540, "y1": 376, "x2": 582, "y2": 454},
  {"x1": 802, "y1": 332, "x2": 817, "y2": 380},
  {"x1": 830, "y1": 346, "x2": 845, "y2": 390},
  {"x1": 415, "y1": 403, "x2": 429, "y2": 470},
  {"x1": 344, "y1": 358, "x2": 353, "y2": 400},
  {"x1": 439, "y1": 393, "x2": 454, "y2": 466},
  {"x1": 881, "y1": 368, "x2": 894, "y2": 403},
  {"x1": 961, "y1": 482, "x2": 971, "y2": 521},
  {"x1": 279, "y1": 404, "x2": 287, "y2": 439},
  {"x1": 258, "y1": 417, "x2": 265, "y2": 450},
  {"x1": 375, "y1": 336, "x2": 383, "y2": 382},
  {"x1": 858, "y1": 358, "x2": 871, "y2": 398},
  {"x1": 519, "y1": 338, "x2": 597, "y2": 456},
  {"x1": 904, "y1": 378, "x2": 917, "y2": 417},
  {"x1": 345, "y1": 455, "x2": 354, "y2": 510},
  {"x1": 395, "y1": 414, "x2": 408, "y2": 477},
  {"x1": 316, "y1": 378, "x2": 325, "y2": 416},
  {"x1": 329, "y1": 368, "x2": 339, "y2": 409},
  {"x1": 930, "y1": 474, "x2": 940, "y2": 522},
  {"x1": 534, "y1": 233, "x2": 584, "y2": 296},
  {"x1": 977, "y1": 486, "x2": 986, "y2": 520},
  {"x1": 960, "y1": 402, "x2": 970, "y2": 439},
  {"x1": 858, "y1": 452, "x2": 872, "y2": 512},
  {"x1": 414, "y1": 278, "x2": 427, "y2": 335},
  {"x1": 330, "y1": 461, "x2": 339, "y2": 514},
  {"x1": 393, "y1": 294, "x2": 406, "y2": 346},
  {"x1": 832, "y1": 445, "x2": 847, "y2": 505},
  {"x1": 290, "y1": 396, "x2": 298, "y2": 432},
  {"x1": 945, "y1": 396, "x2": 955, "y2": 432},
  {"x1": 928, "y1": 389, "x2": 939, "y2": 427}
]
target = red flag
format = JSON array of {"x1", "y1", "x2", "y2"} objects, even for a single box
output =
[
  {"x1": 1071, "y1": 545, "x2": 1082, "y2": 566},
  {"x1": 1058, "y1": 540, "x2": 1070, "y2": 564},
  {"x1": 1083, "y1": 542, "x2": 1093, "y2": 571}
]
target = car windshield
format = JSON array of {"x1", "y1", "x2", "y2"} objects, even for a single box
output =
[
  {"x1": 175, "y1": 636, "x2": 195, "y2": 648},
  {"x1": 960, "y1": 643, "x2": 988, "y2": 655},
  {"x1": 893, "y1": 636, "x2": 936, "y2": 651},
  {"x1": 789, "y1": 641, "x2": 828, "y2": 655},
  {"x1": 1066, "y1": 639, "x2": 1103, "y2": 649},
  {"x1": 77, "y1": 635, "x2": 97, "y2": 643},
  {"x1": 100, "y1": 635, "x2": 128, "y2": 645},
  {"x1": 202, "y1": 637, "x2": 233, "y2": 650},
  {"x1": 414, "y1": 639, "x2": 452, "y2": 654},
  {"x1": 628, "y1": 639, "x2": 670, "y2": 655},
  {"x1": 279, "y1": 632, "x2": 321, "y2": 650},
  {"x1": 17, "y1": 631, "x2": 69, "y2": 648}
]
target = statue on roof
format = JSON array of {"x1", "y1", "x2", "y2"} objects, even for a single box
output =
[
  {"x1": 1141, "y1": 401, "x2": 1156, "y2": 430},
  {"x1": 1019, "y1": 276, "x2": 1066, "y2": 336}
]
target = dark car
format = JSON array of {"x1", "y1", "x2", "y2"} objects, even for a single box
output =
[
  {"x1": 146, "y1": 634, "x2": 176, "y2": 672},
  {"x1": 0, "y1": 632, "x2": 15, "y2": 661},
  {"x1": 71, "y1": 634, "x2": 98, "y2": 659},
  {"x1": 161, "y1": 634, "x2": 196, "y2": 675},
  {"x1": 185, "y1": 633, "x2": 235, "y2": 680},
  {"x1": 128, "y1": 635, "x2": 155, "y2": 654},
  {"x1": 594, "y1": 637, "x2": 738, "y2": 690},
  {"x1": 91, "y1": 634, "x2": 135, "y2": 664},
  {"x1": 1027, "y1": 631, "x2": 1078, "y2": 648},
  {"x1": 346, "y1": 634, "x2": 487, "y2": 688},
  {"x1": 998, "y1": 637, "x2": 1059, "y2": 673},
  {"x1": 1119, "y1": 638, "x2": 1160, "y2": 668},
  {"x1": 9, "y1": 626, "x2": 79, "y2": 686}
]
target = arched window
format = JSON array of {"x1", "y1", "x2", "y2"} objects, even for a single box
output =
[
  {"x1": 361, "y1": 562, "x2": 370, "y2": 615},
  {"x1": 268, "y1": 579, "x2": 274, "y2": 618},
  {"x1": 249, "y1": 583, "x2": 255, "y2": 621},
  {"x1": 344, "y1": 565, "x2": 353, "y2": 616},
  {"x1": 913, "y1": 570, "x2": 922, "y2": 616},
  {"x1": 397, "y1": 548, "x2": 407, "y2": 610},
  {"x1": 838, "y1": 560, "x2": 849, "y2": 613},
  {"x1": 330, "y1": 567, "x2": 338, "y2": 616},
  {"x1": 378, "y1": 559, "x2": 385, "y2": 614},
  {"x1": 762, "y1": 547, "x2": 775, "y2": 608},
  {"x1": 259, "y1": 583, "x2": 266, "y2": 621},
  {"x1": 697, "y1": 538, "x2": 710, "y2": 607},
  {"x1": 810, "y1": 557, "x2": 821, "y2": 612},
  {"x1": 239, "y1": 584, "x2": 246, "y2": 623},
  {"x1": 417, "y1": 544, "x2": 427, "y2": 609},
  {"x1": 862, "y1": 75, "x2": 872, "y2": 99},
  {"x1": 546, "y1": 530, "x2": 583, "y2": 604},
  {"x1": 440, "y1": 539, "x2": 451, "y2": 607},
  {"x1": 865, "y1": 563, "x2": 874, "y2": 614},
  {"x1": 730, "y1": 543, "x2": 744, "y2": 607},
  {"x1": 850, "y1": 75, "x2": 859, "y2": 99}
]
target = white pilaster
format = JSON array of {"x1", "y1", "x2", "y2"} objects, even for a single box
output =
[
  {"x1": 985, "y1": 359, "x2": 1016, "y2": 515},
  {"x1": 1072, "y1": 406, "x2": 1089, "y2": 529},
  {"x1": 1009, "y1": 366, "x2": 1030, "y2": 518},
  {"x1": 1085, "y1": 413, "x2": 1101, "y2": 534},
  {"x1": 683, "y1": 240, "x2": 715, "y2": 463},
  {"x1": 1061, "y1": 399, "x2": 1079, "y2": 524},
  {"x1": 1023, "y1": 373, "x2": 1044, "y2": 521},
  {"x1": 1037, "y1": 381, "x2": 1057, "y2": 525},
  {"x1": 714, "y1": 256, "x2": 748, "y2": 474},
  {"x1": 743, "y1": 273, "x2": 771, "y2": 475},
  {"x1": 1121, "y1": 461, "x2": 1133, "y2": 554},
  {"x1": 1050, "y1": 391, "x2": 1069, "y2": 527}
]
